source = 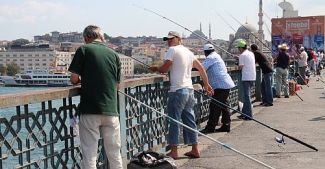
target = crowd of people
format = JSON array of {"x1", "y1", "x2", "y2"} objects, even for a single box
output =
[{"x1": 68, "y1": 25, "x2": 324, "y2": 167}]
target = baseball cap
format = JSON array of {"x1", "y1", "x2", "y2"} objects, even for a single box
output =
[
  {"x1": 235, "y1": 39, "x2": 247, "y2": 48},
  {"x1": 203, "y1": 44, "x2": 215, "y2": 51},
  {"x1": 278, "y1": 43, "x2": 289, "y2": 50},
  {"x1": 163, "y1": 31, "x2": 181, "y2": 41},
  {"x1": 300, "y1": 46, "x2": 305, "y2": 51}
]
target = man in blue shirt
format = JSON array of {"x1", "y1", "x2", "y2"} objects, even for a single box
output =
[{"x1": 200, "y1": 44, "x2": 235, "y2": 133}]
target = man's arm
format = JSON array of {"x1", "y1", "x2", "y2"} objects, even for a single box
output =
[
  {"x1": 70, "y1": 73, "x2": 80, "y2": 85},
  {"x1": 193, "y1": 59, "x2": 214, "y2": 96}
]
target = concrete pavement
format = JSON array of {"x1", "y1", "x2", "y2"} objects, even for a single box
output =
[{"x1": 174, "y1": 77, "x2": 325, "y2": 169}]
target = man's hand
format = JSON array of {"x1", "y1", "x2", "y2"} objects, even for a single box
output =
[
  {"x1": 204, "y1": 84, "x2": 214, "y2": 96},
  {"x1": 148, "y1": 66, "x2": 159, "y2": 72}
]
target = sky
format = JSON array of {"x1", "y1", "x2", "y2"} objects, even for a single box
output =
[{"x1": 0, "y1": 0, "x2": 324, "y2": 41}]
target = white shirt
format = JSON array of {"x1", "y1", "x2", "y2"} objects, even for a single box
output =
[
  {"x1": 239, "y1": 49, "x2": 256, "y2": 81},
  {"x1": 164, "y1": 45, "x2": 195, "y2": 92},
  {"x1": 298, "y1": 51, "x2": 308, "y2": 67}
]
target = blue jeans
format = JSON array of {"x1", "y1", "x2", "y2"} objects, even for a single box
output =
[
  {"x1": 167, "y1": 88, "x2": 197, "y2": 145},
  {"x1": 261, "y1": 72, "x2": 273, "y2": 104},
  {"x1": 242, "y1": 81, "x2": 254, "y2": 118}
]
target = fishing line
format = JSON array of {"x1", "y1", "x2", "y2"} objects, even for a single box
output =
[
  {"x1": 195, "y1": 90, "x2": 318, "y2": 152},
  {"x1": 132, "y1": 4, "x2": 235, "y2": 58},
  {"x1": 118, "y1": 90, "x2": 276, "y2": 169}
]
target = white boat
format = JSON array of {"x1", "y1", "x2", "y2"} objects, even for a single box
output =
[{"x1": 2, "y1": 70, "x2": 72, "y2": 87}]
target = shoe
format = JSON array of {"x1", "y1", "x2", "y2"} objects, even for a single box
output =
[
  {"x1": 242, "y1": 117, "x2": 252, "y2": 120},
  {"x1": 215, "y1": 124, "x2": 230, "y2": 132},
  {"x1": 285, "y1": 95, "x2": 289, "y2": 98},
  {"x1": 200, "y1": 128, "x2": 215, "y2": 134},
  {"x1": 259, "y1": 102, "x2": 265, "y2": 105},
  {"x1": 263, "y1": 103, "x2": 273, "y2": 107},
  {"x1": 275, "y1": 95, "x2": 281, "y2": 98},
  {"x1": 238, "y1": 115, "x2": 252, "y2": 120},
  {"x1": 237, "y1": 115, "x2": 246, "y2": 119}
]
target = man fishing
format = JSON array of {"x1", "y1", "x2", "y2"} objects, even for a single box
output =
[{"x1": 149, "y1": 31, "x2": 213, "y2": 159}]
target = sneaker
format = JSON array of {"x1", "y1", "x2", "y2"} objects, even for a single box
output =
[
  {"x1": 285, "y1": 95, "x2": 289, "y2": 98},
  {"x1": 263, "y1": 103, "x2": 273, "y2": 107},
  {"x1": 259, "y1": 102, "x2": 265, "y2": 105},
  {"x1": 275, "y1": 95, "x2": 281, "y2": 98},
  {"x1": 200, "y1": 128, "x2": 215, "y2": 134},
  {"x1": 215, "y1": 124, "x2": 230, "y2": 132}
]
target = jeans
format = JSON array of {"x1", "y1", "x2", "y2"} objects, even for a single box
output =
[
  {"x1": 167, "y1": 88, "x2": 197, "y2": 145},
  {"x1": 261, "y1": 72, "x2": 273, "y2": 104},
  {"x1": 206, "y1": 89, "x2": 231, "y2": 130},
  {"x1": 242, "y1": 81, "x2": 254, "y2": 118},
  {"x1": 275, "y1": 67, "x2": 289, "y2": 96},
  {"x1": 298, "y1": 66, "x2": 307, "y2": 85},
  {"x1": 79, "y1": 114, "x2": 123, "y2": 169}
]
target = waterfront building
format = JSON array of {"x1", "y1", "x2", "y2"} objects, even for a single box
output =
[
  {"x1": 119, "y1": 53, "x2": 134, "y2": 76},
  {"x1": 0, "y1": 44, "x2": 73, "y2": 73}
]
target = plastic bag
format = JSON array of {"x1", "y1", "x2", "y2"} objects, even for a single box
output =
[{"x1": 127, "y1": 151, "x2": 177, "y2": 169}]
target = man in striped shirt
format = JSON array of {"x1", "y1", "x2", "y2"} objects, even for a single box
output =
[{"x1": 200, "y1": 44, "x2": 235, "y2": 133}]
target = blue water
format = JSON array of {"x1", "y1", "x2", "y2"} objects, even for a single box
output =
[{"x1": 0, "y1": 86, "x2": 49, "y2": 95}]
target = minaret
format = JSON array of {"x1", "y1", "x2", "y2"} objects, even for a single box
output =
[
  {"x1": 209, "y1": 23, "x2": 211, "y2": 40},
  {"x1": 258, "y1": 0, "x2": 264, "y2": 49}
]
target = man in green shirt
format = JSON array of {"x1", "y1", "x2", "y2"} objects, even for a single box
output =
[{"x1": 68, "y1": 25, "x2": 122, "y2": 169}]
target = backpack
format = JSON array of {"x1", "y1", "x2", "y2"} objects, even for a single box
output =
[{"x1": 127, "y1": 151, "x2": 177, "y2": 169}]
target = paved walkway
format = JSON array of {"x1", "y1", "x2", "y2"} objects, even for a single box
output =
[{"x1": 175, "y1": 77, "x2": 325, "y2": 169}]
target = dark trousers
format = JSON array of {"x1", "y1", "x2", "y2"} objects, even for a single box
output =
[{"x1": 206, "y1": 88, "x2": 231, "y2": 130}]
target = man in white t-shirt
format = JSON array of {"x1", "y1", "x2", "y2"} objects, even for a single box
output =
[
  {"x1": 236, "y1": 39, "x2": 256, "y2": 120},
  {"x1": 149, "y1": 31, "x2": 213, "y2": 159}
]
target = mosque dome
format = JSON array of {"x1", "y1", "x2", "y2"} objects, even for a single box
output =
[
  {"x1": 189, "y1": 30, "x2": 207, "y2": 39},
  {"x1": 236, "y1": 22, "x2": 257, "y2": 34}
]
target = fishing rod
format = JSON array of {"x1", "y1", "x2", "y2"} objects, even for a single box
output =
[
  {"x1": 215, "y1": 11, "x2": 307, "y2": 101},
  {"x1": 227, "y1": 13, "x2": 274, "y2": 55},
  {"x1": 133, "y1": 4, "x2": 235, "y2": 58},
  {"x1": 289, "y1": 66, "x2": 310, "y2": 87},
  {"x1": 194, "y1": 89, "x2": 318, "y2": 152},
  {"x1": 127, "y1": 55, "x2": 151, "y2": 68},
  {"x1": 118, "y1": 90, "x2": 276, "y2": 169},
  {"x1": 277, "y1": 72, "x2": 304, "y2": 101}
]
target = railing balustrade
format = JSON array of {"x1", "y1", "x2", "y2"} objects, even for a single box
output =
[{"x1": 0, "y1": 68, "x2": 261, "y2": 168}]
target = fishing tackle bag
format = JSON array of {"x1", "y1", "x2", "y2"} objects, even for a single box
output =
[{"x1": 127, "y1": 151, "x2": 177, "y2": 169}]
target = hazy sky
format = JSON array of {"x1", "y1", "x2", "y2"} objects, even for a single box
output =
[{"x1": 1, "y1": 0, "x2": 324, "y2": 41}]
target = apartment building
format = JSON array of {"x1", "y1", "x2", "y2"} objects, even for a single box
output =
[{"x1": 0, "y1": 46, "x2": 73, "y2": 72}]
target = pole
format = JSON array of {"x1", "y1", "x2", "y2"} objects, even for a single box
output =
[
  {"x1": 118, "y1": 90, "x2": 277, "y2": 169},
  {"x1": 133, "y1": 4, "x2": 235, "y2": 58},
  {"x1": 195, "y1": 90, "x2": 318, "y2": 152}
]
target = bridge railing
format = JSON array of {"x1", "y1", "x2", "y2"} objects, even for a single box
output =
[{"x1": 0, "y1": 67, "x2": 261, "y2": 168}]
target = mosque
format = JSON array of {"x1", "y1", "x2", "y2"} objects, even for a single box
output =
[{"x1": 183, "y1": 0, "x2": 271, "y2": 60}]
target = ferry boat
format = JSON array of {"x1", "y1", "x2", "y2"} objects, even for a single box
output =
[{"x1": 2, "y1": 70, "x2": 72, "y2": 87}]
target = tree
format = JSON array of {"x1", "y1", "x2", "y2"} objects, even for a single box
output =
[
  {"x1": 6, "y1": 62, "x2": 20, "y2": 76},
  {"x1": 0, "y1": 65, "x2": 7, "y2": 75},
  {"x1": 134, "y1": 64, "x2": 149, "y2": 74},
  {"x1": 11, "y1": 38, "x2": 29, "y2": 46}
]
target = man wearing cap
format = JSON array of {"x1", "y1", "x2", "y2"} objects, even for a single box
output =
[
  {"x1": 200, "y1": 44, "x2": 235, "y2": 133},
  {"x1": 274, "y1": 44, "x2": 290, "y2": 98},
  {"x1": 297, "y1": 47, "x2": 308, "y2": 85},
  {"x1": 236, "y1": 39, "x2": 256, "y2": 120},
  {"x1": 149, "y1": 31, "x2": 213, "y2": 159},
  {"x1": 251, "y1": 44, "x2": 274, "y2": 106}
]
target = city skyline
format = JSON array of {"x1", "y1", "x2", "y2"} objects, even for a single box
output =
[{"x1": 1, "y1": 0, "x2": 324, "y2": 41}]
